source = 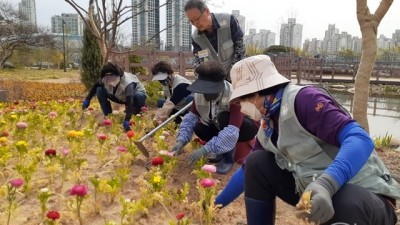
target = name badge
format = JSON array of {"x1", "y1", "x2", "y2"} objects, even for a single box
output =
[{"x1": 198, "y1": 49, "x2": 209, "y2": 59}]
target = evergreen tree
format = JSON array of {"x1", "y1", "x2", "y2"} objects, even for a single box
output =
[{"x1": 80, "y1": 21, "x2": 102, "y2": 90}]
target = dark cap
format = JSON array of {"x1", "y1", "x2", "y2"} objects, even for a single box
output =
[
  {"x1": 100, "y1": 62, "x2": 124, "y2": 78},
  {"x1": 187, "y1": 60, "x2": 226, "y2": 94}
]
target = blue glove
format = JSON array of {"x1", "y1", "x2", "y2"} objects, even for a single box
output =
[
  {"x1": 215, "y1": 166, "x2": 244, "y2": 208},
  {"x1": 123, "y1": 120, "x2": 131, "y2": 132},
  {"x1": 187, "y1": 147, "x2": 208, "y2": 164},
  {"x1": 296, "y1": 173, "x2": 339, "y2": 224},
  {"x1": 82, "y1": 99, "x2": 90, "y2": 110}
]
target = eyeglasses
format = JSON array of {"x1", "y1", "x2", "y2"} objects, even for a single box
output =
[{"x1": 189, "y1": 8, "x2": 205, "y2": 24}]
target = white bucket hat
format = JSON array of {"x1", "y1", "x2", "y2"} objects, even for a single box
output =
[{"x1": 229, "y1": 55, "x2": 290, "y2": 101}]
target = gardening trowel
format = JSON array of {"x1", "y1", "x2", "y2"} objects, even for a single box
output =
[{"x1": 134, "y1": 101, "x2": 193, "y2": 158}]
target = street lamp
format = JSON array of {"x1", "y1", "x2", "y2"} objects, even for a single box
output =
[{"x1": 62, "y1": 19, "x2": 66, "y2": 72}]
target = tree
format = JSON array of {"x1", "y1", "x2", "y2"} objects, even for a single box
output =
[
  {"x1": 245, "y1": 43, "x2": 265, "y2": 57},
  {"x1": 0, "y1": 1, "x2": 54, "y2": 68},
  {"x1": 65, "y1": 0, "x2": 176, "y2": 65},
  {"x1": 80, "y1": 21, "x2": 103, "y2": 90},
  {"x1": 353, "y1": 0, "x2": 393, "y2": 133}
]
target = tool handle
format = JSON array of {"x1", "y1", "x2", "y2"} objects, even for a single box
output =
[{"x1": 138, "y1": 101, "x2": 193, "y2": 142}]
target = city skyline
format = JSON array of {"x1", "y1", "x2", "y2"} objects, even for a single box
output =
[{"x1": 32, "y1": 0, "x2": 400, "y2": 44}]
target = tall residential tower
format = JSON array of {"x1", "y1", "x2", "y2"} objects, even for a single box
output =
[
  {"x1": 18, "y1": 0, "x2": 37, "y2": 27},
  {"x1": 132, "y1": 0, "x2": 161, "y2": 50},
  {"x1": 165, "y1": 0, "x2": 191, "y2": 51}
]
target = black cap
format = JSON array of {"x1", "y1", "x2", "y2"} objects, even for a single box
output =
[{"x1": 187, "y1": 60, "x2": 226, "y2": 94}]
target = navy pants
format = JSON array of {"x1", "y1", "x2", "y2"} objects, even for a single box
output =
[
  {"x1": 96, "y1": 86, "x2": 146, "y2": 116},
  {"x1": 245, "y1": 150, "x2": 398, "y2": 225}
]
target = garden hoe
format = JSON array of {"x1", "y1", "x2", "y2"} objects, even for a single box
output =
[{"x1": 134, "y1": 101, "x2": 193, "y2": 158}]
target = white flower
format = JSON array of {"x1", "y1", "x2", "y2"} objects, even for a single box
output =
[
  {"x1": 158, "y1": 135, "x2": 166, "y2": 140},
  {"x1": 40, "y1": 188, "x2": 49, "y2": 193}
]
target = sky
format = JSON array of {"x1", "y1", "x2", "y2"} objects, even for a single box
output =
[{"x1": 33, "y1": 0, "x2": 400, "y2": 42}]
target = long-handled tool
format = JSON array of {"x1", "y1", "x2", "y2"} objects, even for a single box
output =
[{"x1": 135, "y1": 101, "x2": 193, "y2": 158}]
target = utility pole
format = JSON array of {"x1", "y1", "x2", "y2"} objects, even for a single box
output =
[{"x1": 62, "y1": 19, "x2": 66, "y2": 72}]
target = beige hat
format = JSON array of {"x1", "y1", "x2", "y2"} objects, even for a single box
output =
[{"x1": 229, "y1": 55, "x2": 290, "y2": 101}]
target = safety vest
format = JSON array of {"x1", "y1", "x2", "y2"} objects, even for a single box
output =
[
  {"x1": 163, "y1": 75, "x2": 191, "y2": 110},
  {"x1": 104, "y1": 72, "x2": 146, "y2": 102}
]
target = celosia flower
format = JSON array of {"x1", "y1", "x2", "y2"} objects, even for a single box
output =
[
  {"x1": 151, "y1": 156, "x2": 164, "y2": 166},
  {"x1": 117, "y1": 146, "x2": 127, "y2": 153},
  {"x1": 103, "y1": 119, "x2": 112, "y2": 126},
  {"x1": 70, "y1": 184, "x2": 88, "y2": 196},
  {"x1": 201, "y1": 164, "x2": 217, "y2": 173},
  {"x1": 45, "y1": 149, "x2": 57, "y2": 157},
  {"x1": 176, "y1": 212, "x2": 185, "y2": 220},
  {"x1": 16, "y1": 121, "x2": 28, "y2": 129},
  {"x1": 9, "y1": 178, "x2": 24, "y2": 188},
  {"x1": 126, "y1": 130, "x2": 134, "y2": 138},
  {"x1": 200, "y1": 178, "x2": 216, "y2": 188},
  {"x1": 46, "y1": 210, "x2": 61, "y2": 220}
]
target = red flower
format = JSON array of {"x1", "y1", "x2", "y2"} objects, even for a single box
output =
[
  {"x1": 97, "y1": 134, "x2": 107, "y2": 140},
  {"x1": 151, "y1": 156, "x2": 164, "y2": 166},
  {"x1": 9, "y1": 178, "x2": 24, "y2": 188},
  {"x1": 1, "y1": 131, "x2": 9, "y2": 137},
  {"x1": 70, "y1": 184, "x2": 88, "y2": 196},
  {"x1": 126, "y1": 130, "x2": 135, "y2": 138},
  {"x1": 176, "y1": 212, "x2": 185, "y2": 220},
  {"x1": 46, "y1": 210, "x2": 61, "y2": 220},
  {"x1": 45, "y1": 149, "x2": 57, "y2": 157}
]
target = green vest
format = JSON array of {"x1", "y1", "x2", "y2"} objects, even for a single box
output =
[
  {"x1": 257, "y1": 84, "x2": 400, "y2": 199},
  {"x1": 163, "y1": 75, "x2": 191, "y2": 110}
]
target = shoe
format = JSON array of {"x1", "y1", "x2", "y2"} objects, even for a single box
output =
[
  {"x1": 216, "y1": 149, "x2": 235, "y2": 174},
  {"x1": 207, "y1": 153, "x2": 223, "y2": 163}
]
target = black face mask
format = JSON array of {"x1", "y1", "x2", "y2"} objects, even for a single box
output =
[
  {"x1": 160, "y1": 77, "x2": 170, "y2": 86},
  {"x1": 204, "y1": 93, "x2": 220, "y2": 101}
]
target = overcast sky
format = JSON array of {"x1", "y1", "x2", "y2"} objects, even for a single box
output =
[{"x1": 33, "y1": 0, "x2": 400, "y2": 42}]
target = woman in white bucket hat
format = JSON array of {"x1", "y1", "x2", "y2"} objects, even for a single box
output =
[{"x1": 215, "y1": 55, "x2": 399, "y2": 225}]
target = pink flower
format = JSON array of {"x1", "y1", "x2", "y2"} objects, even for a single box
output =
[
  {"x1": 103, "y1": 119, "x2": 112, "y2": 126},
  {"x1": 201, "y1": 164, "x2": 217, "y2": 173},
  {"x1": 97, "y1": 134, "x2": 107, "y2": 140},
  {"x1": 159, "y1": 150, "x2": 174, "y2": 157},
  {"x1": 45, "y1": 149, "x2": 57, "y2": 157},
  {"x1": 48, "y1": 111, "x2": 58, "y2": 119},
  {"x1": 117, "y1": 146, "x2": 127, "y2": 153},
  {"x1": 16, "y1": 122, "x2": 28, "y2": 129},
  {"x1": 61, "y1": 148, "x2": 70, "y2": 156},
  {"x1": 70, "y1": 184, "x2": 88, "y2": 196},
  {"x1": 141, "y1": 106, "x2": 148, "y2": 112},
  {"x1": 46, "y1": 210, "x2": 61, "y2": 220},
  {"x1": 9, "y1": 178, "x2": 24, "y2": 188},
  {"x1": 200, "y1": 178, "x2": 216, "y2": 188}
]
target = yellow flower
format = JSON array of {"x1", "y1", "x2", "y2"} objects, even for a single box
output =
[
  {"x1": 16, "y1": 140, "x2": 28, "y2": 148},
  {"x1": 67, "y1": 130, "x2": 78, "y2": 138},
  {"x1": 0, "y1": 120, "x2": 6, "y2": 125},
  {"x1": 0, "y1": 136, "x2": 8, "y2": 144},
  {"x1": 153, "y1": 175, "x2": 162, "y2": 183},
  {"x1": 75, "y1": 131, "x2": 84, "y2": 137},
  {"x1": 10, "y1": 114, "x2": 17, "y2": 120}
]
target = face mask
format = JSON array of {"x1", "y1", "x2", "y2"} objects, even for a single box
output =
[
  {"x1": 204, "y1": 93, "x2": 220, "y2": 101},
  {"x1": 160, "y1": 77, "x2": 170, "y2": 86},
  {"x1": 108, "y1": 77, "x2": 120, "y2": 87},
  {"x1": 240, "y1": 101, "x2": 262, "y2": 121}
]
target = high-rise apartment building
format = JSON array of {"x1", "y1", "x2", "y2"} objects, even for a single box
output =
[
  {"x1": 51, "y1": 13, "x2": 83, "y2": 36},
  {"x1": 132, "y1": 0, "x2": 161, "y2": 50},
  {"x1": 18, "y1": 0, "x2": 37, "y2": 27},
  {"x1": 244, "y1": 28, "x2": 275, "y2": 49},
  {"x1": 165, "y1": 0, "x2": 192, "y2": 51},
  {"x1": 280, "y1": 18, "x2": 302, "y2": 49}
]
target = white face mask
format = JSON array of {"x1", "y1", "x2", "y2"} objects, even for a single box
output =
[
  {"x1": 104, "y1": 76, "x2": 120, "y2": 87},
  {"x1": 240, "y1": 101, "x2": 262, "y2": 121}
]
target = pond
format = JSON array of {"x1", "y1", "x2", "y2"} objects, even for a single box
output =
[{"x1": 332, "y1": 93, "x2": 400, "y2": 139}]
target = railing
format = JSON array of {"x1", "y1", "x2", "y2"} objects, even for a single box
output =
[{"x1": 110, "y1": 51, "x2": 400, "y2": 84}]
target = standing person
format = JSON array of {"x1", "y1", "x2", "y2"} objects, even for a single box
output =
[
  {"x1": 184, "y1": 0, "x2": 245, "y2": 81},
  {"x1": 82, "y1": 62, "x2": 147, "y2": 132},
  {"x1": 170, "y1": 60, "x2": 257, "y2": 174},
  {"x1": 225, "y1": 55, "x2": 399, "y2": 225},
  {"x1": 151, "y1": 61, "x2": 193, "y2": 125}
]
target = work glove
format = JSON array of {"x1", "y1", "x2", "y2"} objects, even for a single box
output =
[
  {"x1": 296, "y1": 173, "x2": 339, "y2": 224},
  {"x1": 170, "y1": 141, "x2": 185, "y2": 156},
  {"x1": 187, "y1": 146, "x2": 209, "y2": 164},
  {"x1": 123, "y1": 120, "x2": 131, "y2": 132},
  {"x1": 82, "y1": 99, "x2": 90, "y2": 110}
]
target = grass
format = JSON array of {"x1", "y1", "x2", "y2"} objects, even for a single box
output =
[{"x1": 0, "y1": 68, "x2": 80, "y2": 81}]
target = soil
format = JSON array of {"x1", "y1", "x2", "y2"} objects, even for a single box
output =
[{"x1": 3, "y1": 75, "x2": 398, "y2": 225}]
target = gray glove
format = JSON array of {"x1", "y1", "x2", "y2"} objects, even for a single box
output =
[
  {"x1": 170, "y1": 141, "x2": 185, "y2": 155},
  {"x1": 187, "y1": 147, "x2": 209, "y2": 164},
  {"x1": 299, "y1": 173, "x2": 339, "y2": 224}
]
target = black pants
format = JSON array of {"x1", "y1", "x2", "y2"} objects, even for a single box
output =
[
  {"x1": 245, "y1": 150, "x2": 398, "y2": 225},
  {"x1": 193, "y1": 111, "x2": 258, "y2": 142}
]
